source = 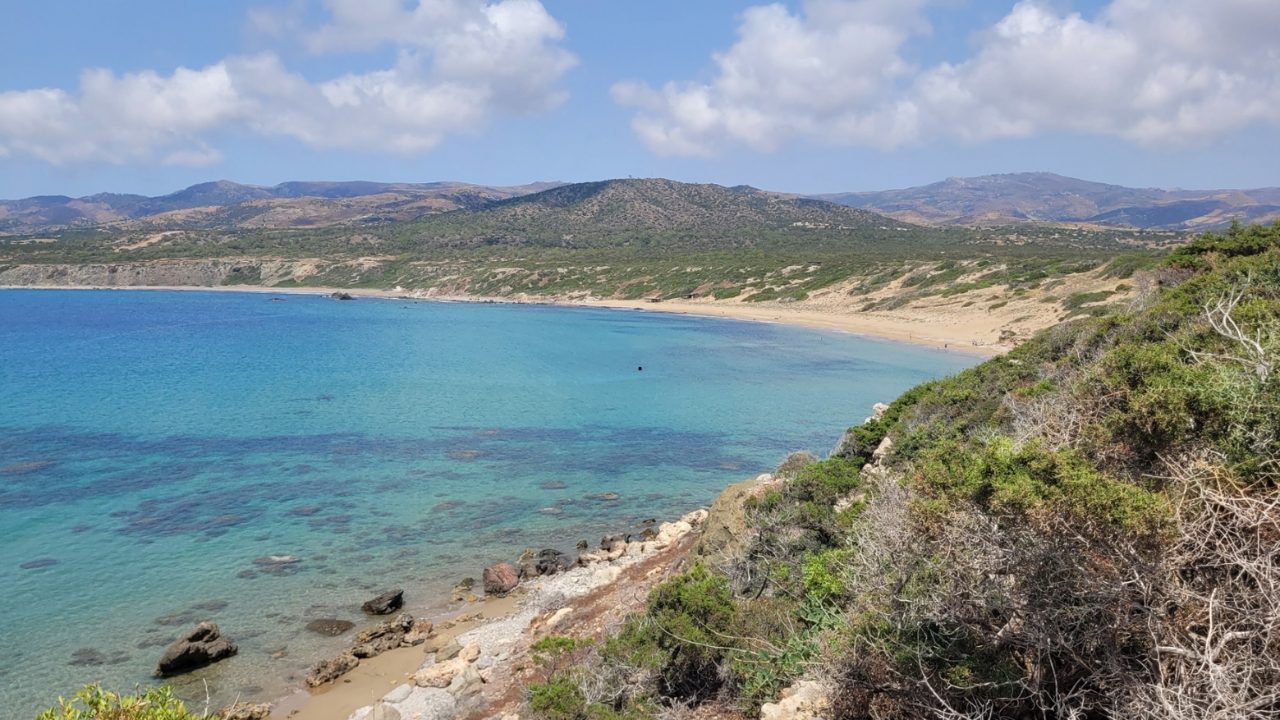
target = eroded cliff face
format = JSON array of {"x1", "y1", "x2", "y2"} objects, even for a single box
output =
[
  {"x1": 0, "y1": 259, "x2": 341, "y2": 288},
  {"x1": 0, "y1": 260, "x2": 251, "y2": 287}
]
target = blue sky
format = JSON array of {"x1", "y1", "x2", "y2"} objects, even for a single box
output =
[{"x1": 1, "y1": 0, "x2": 1277, "y2": 198}]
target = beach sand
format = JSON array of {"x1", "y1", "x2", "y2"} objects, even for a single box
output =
[
  {"x1": 272, "y1": 594, "x2": 521, "y2": 720},
  {"x1": 0, "y1": 283, "x2": 1006, "y2": 356}
]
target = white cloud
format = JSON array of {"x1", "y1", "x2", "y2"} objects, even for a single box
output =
[
  {"x1": 615, "y1": 0, "x2": 1280, "y2": 156},
  {"x1": 0, "y1": 0, "x2": 575, "y2": 166},
  {"x1": 0, "y1": 65, "x2": 244, "y2": 165},
  {"x1": 613, "y1": 0, "x2": 931, "y2": 155},
  {"x1": 915, "y1": 0, "x2": 1280, "y2": 145}
]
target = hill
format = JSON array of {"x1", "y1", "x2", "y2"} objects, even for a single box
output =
[
  {"x1": 815, "y1": 172, "x2": 1280, "y2": 230},
  {"x1": 509, "y1": 220, "x2": 1280, "y2": 718},
  {"x1": 0, "y1": 177, "x2": 1169, "y2": 350},
  {"x1": 390, "y1": 178, "x2": 928, "y2": 250},
  {"x1": 0, "y1": 180, "x2": 563, "y2": 234}
]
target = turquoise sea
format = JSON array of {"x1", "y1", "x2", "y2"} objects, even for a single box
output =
[{"x1": 0, "y1": 289, "x2": 976, "y2": 717}]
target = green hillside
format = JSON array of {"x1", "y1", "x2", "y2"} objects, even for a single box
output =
[{"x1": 521, "y1": 221, "x2": 1280, "y2": 718}]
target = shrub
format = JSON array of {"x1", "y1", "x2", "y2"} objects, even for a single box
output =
[
  {"x1": 36, "y1": 686, "x2": 201, "y2": 720},
  {"x1": 528, "y1": 674, "x2": 588, "y2": 720},
  {"x1": 918, "y1": 437, "x2": 1169, "y2": 535},
  {"x1": 637, "y1": 564, "x2": 736, "y2": 701}
]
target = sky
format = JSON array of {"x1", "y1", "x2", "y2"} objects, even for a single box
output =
[{"x1": 1, "y1": 0, "x2": 1278, "y2": 199}]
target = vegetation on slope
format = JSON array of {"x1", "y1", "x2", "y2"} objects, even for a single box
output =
[
  {"x1": 0, "y1": 180, "x2": 1165, "y2": 339},
  {"x1": 36, "y1": 685, "x2": 202, "y2": 720},
  {"x1": 520, "y1": 221, "x2": 1280, "y2": 719}
]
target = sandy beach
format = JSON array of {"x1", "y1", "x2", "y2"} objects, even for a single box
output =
[{"x1": 0, "y1": 283, "x2": 1003, "y2": 357}]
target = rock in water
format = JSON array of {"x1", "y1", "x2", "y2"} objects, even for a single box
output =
[
  {"x1": 482, "y1": 562, "x2": 519, "y2": 595},
  {"x1": 155, "y1": 622, "x2": 238, "y2": 677},
  {"x1": 362, "y1": 589, "x2": 405, "y2": 615},
  {"x1": 305, "y1": 618, "x2": 355, "y2": 636}
]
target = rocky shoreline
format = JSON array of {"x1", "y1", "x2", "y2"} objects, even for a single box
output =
[{"x1": 214, "y1": 508, "x2": 712, "y2": 720}]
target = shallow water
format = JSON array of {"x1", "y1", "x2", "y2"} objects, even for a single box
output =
[{"x1": 0, "y1": 289, "x2": 976, "y2": 716}]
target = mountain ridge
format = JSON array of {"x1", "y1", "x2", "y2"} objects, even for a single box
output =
[
  {"x1": 3, "y1": 172, "x2": 1277, "y2": 236},
  {"x1": 813, "y1": 171, "x2": 1280, "y2": 230},
  {"x1": 0, "y1": 180, "x2": 567, "y2": 234}
]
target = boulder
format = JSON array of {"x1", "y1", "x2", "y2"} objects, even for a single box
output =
[
  {"x1": 531, "y1": 607, "x2": 575, "y2": 636},
  {"x1": 871, "y1": 435, "x2": 894, "y2": 463},
  {"x1": 384, "y1": 684, "x2": 413, "y2": 703},
  {"x1": 154, "y1": 622, "x2": 238, "y2": 678},
  {"x1": 369, "y1": 704, "x2": 401, "y2": 720},
  {"x1": 760, "y1": 680, "x2": 829, "y2": 720},
  {"x1": 351, "y1": 613, "x2": 415, "y2": 658},
  {"x1": 447, "y1": 664, "x2": 484, "y2": 698},
  {"x1": 535, "y1": 549, "x2": 573, "y2": 576},
  {"x1": 414, "y1": 658, "x2": 465, "y2": 688},
  {"x1": 869, "y1": 402, "x2": 890, "y2": 422},
  {"x1": 694, "y1": 475, "x2": 776, "y2": 561},
  {"x1": 516, "y1": 548, "x2": 540, "y2": 579},
  {"x1": 306, "y1": 652, "x2": 359, "y2": 687},
  {"x1": 355, "y1": 613, "x2": 414, "y2": 644},
  {"x1": 435, "y1": 639, "x2": 462, "y2": 661},
  {"x1": 361, "y1": 589, "x2": 404, "y2": 615},
  {"x1": 402, "y1": 619, "x2": 435, "y2": 646},
  {"x1": 482, "y1": 562, "x2": 519, "y2": 595},
  {"x1": 353, "y1": 635, "x2": 401, "y2": 658},
  {"x1": 304, "y1": 618, "x2": 354, "y2": 636},
  {"x1": 219, "y1": 703, "x2": 271, "y2": 720}
]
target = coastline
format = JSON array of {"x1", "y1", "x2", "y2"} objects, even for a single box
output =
[
  {"x1": 266, "y1": 510, "x2": 710, "y2": 720},
  {"x1": 0, "y1": 283, "x2": 1002, "y2": 357},
  {"x1": 3, "y1": 283, "x2": 988, "y2": 719}
]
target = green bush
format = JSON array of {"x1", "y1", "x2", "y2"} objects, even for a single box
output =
[
  {"x1": 528, "y1": 674, "x2": 587, "y2": 720},
  {"x1": 918, "y1": 437, "x2": 1169, "y2": 535},
  {"x1": 36, "y1": 686, "x2": 201, "y2": 720}
]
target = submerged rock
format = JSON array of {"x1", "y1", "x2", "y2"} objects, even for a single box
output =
[
  {"x1": 251, "y1": 555, "x2": 301, "y2": 576},
  {"x1": 305, "y1": 618, "x2": 355, "y2": 636},
  {"x1": 361, "y1": 589, "x2": 404, "y2": 615},
  {"x1": 155, "y1": 622, "x2": 238, "y2": 677},
  {"x1": 482, "y1": 562, "x2": 519, "y2": 595},
  {"x1": 69, "y1": 648, "x2": 130, "y2": 667}
]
